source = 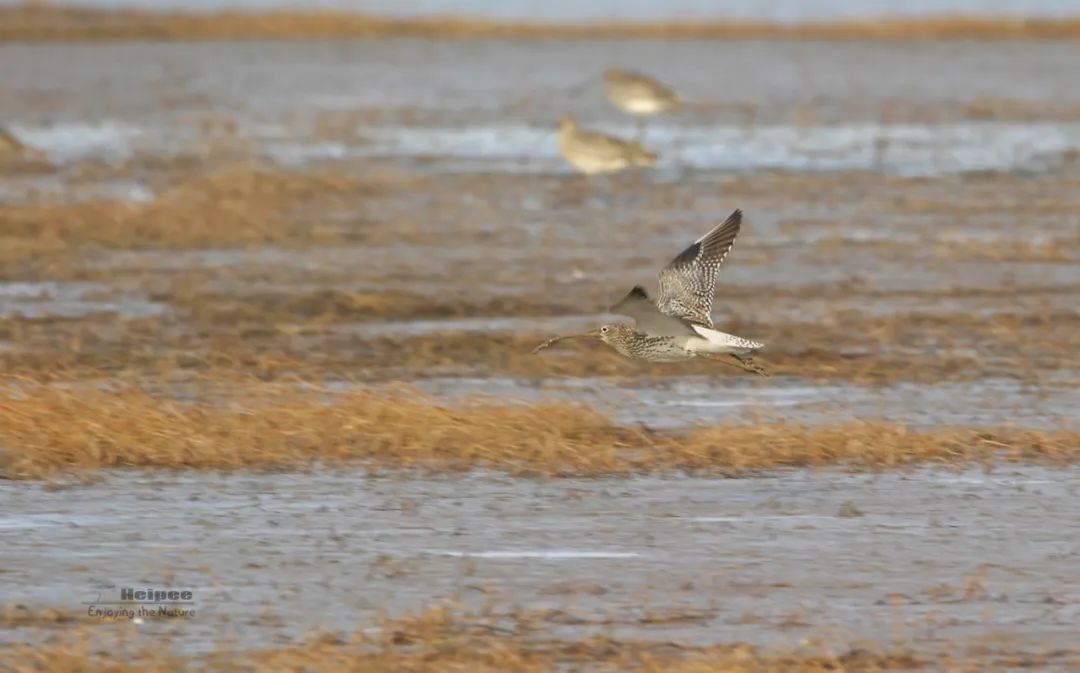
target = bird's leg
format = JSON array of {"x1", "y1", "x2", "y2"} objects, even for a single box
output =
[
  {"x1": 585, "y1": 172, "x2": 616, "y2": 201},
  {"x1": 729, "y1": 354, "x2": 771, "y2": 377},
  {"x1": 702, "y1": 353, "x2": 749, "y2": 373},
  {"x1": 704, "y1": 353, "x2": 771, "y2": 376},
  {"x1": 594, "y1": 174, "x2": 616, "y2": 209}
]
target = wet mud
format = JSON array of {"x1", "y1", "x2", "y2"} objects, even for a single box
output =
[{"x1": 2, "y1": 467, "x2": 1078, "y2": 658}]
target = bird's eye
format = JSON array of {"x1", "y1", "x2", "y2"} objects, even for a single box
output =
[{"x1": 601, "y1": 326, "x2": 609, "y2": 333}]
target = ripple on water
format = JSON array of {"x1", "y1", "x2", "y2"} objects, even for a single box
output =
[{"x1": 0, "y1": 281, "x2": 169, "y2": 319}]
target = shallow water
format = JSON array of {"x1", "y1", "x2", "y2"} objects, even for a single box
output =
[
  {"x1": 9, "y1": 117, "x2": 1077, "y2": 182},
  {"x1": 398, "y1": 376, "x2": 1080, "y2": 429},
  {"x1": 0, "y1": 281, "x2": 168, "y2": 319},
  {"x1": 2, "y1": 467, "x2": 1077, "y2": 653}
]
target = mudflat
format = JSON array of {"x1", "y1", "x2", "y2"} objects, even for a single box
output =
[{"x1": 1, "y1": 32, "x2": 1078, "y2": 671}]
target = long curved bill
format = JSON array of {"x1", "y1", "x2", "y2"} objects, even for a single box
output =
[{"x1": 531, "y1": 330, "x2": 599, "y2": 354}]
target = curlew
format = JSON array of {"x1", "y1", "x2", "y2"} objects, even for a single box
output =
[
  {"x1": 603, "y1": 68, "x2": 682, "y2": 138},
  {"x1": 533, "y1": 209, "x2": 768, "y2": 375},
  {"x1": 558, "y1": 115, "x2": 657, "y2": 176}
]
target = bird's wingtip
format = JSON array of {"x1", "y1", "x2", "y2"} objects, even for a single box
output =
[{"x1": 610, "y1": 285, "x2": 651, "y2": 315}]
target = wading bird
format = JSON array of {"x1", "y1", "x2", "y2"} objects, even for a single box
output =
[
  {"x1": 603, "y1": 68, "x2": 682, "y2": 139},
  {"x1": 533, "y1": 209, "x2": 767, "y2": 375},
  {"x1": 558, "y1": 115, "x2": 657, "y2": 175}
]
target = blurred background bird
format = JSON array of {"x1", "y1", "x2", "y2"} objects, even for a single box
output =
[
  {"x1": 557, "y1": 115, "x2": 658, "y2": 176},
  {"x1": 603, "y1": 68, "x2": 683, "y2": 139}
]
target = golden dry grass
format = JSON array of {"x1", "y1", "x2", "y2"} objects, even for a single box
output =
[
  {"x1": 0, "y1": 604, "x2": 78, "y2": 628},
  {"x1": 3, "y1": 6, "x2": 1080, "y2": 42},
  {"x1": 3, "y1": 604, "x2": 1073, "y2": 672},
  {"x1": 0, "y1": 163, "x2": 369, "y2": 271},
  {"x1": 0, "y1": 382, "x2": 1075, "y2": 479}
]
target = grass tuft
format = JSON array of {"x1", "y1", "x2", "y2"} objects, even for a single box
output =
[
  {"x1": 1, "y1": 383, "x2": 1075, "y2": 479},
  {"x1": 2, "y1": 603, "x2": 1067, "y2": 671}
]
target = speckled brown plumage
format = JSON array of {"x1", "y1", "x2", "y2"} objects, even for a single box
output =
[{"x1": 534, "y1": 209, "x2": 768, "y2": 375}]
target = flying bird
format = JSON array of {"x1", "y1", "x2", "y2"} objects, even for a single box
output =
[{"x1": 533, "y1": 209, "x2": 767, "y2": 375}]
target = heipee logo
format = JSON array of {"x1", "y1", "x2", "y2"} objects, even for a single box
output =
[{"x1": 85, "y1": 587, "x2": 197, "y2": 620}]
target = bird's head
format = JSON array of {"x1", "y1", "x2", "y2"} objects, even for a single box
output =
[
  {"x1": 587, "y1": 323, "x2": 635, "y2": 345},
  {"x1": 532, "y1": 324, "x2": 637, "y2": 356}
]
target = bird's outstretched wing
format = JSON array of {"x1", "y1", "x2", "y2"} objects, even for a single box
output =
[
  {"x1": 610, "y1": 286, "x2": 694, "y2": 337},
  {"x1": 655, "y1": 209, "x2": 742, "y2": 327}
]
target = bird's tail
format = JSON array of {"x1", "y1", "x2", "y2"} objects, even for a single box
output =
[
  {"x1": 666, "y1": 93, "x2": 687, "y2": 111},
  {"x1": 633, "y1": 148, "x2": 659, "y2": 167},
  {"x1": 691, "y1": 325, "x2": 763, "y2": 351}
]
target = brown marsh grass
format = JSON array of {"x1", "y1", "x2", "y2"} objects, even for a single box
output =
[
  {"x1": 3, "y1": 603, "x2": 1073, "y2": 672},
  {"x1": 0, "y1": 383, "x2": 1075, "y2": 480},
  {"x1": 961, "y1": 97, "x2": 1080, "y2": 122},
  {"x1": 2, "y1": 301, "x2": 1073, "y2": 386},
  {"x1": 3, "y1": 6, "x2": 1080, "y2": 42},
  {"x1": 0, "y1": 164, "x2": 370, "y2": 271},
  {"x1": 0, "y1": 604, "x2": 79, "y2": 628},
  {"x1": 930, "y1": 237, "x2": 1080, "y2": 263},
  {"x1": 165, "y1": 287, "x2": 574, "y2": 326},
  {"x1": 3, "y1": 160, "x2": 1076, "y2": 279}
]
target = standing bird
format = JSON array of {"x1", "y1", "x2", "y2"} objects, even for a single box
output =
[
  {"x1": 533, "y1": 209, "x2": 767, "y2": 375},
  {"x1": 558, "y1": 115, "x2": 657, "y2": 176},
  {"x1": 603, "y1": 68, "x2": 682, "y2": 139}
]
